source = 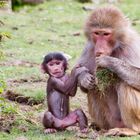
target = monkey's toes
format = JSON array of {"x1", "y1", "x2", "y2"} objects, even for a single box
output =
[{"x1": 44, "y1": 128, "x2": 57, "y2": 134}]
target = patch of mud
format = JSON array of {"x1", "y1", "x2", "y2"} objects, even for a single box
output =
[
  {"x1": 8, "y1": 76, "x2": 46, "y2": 84},
  {"x1": 4, "y1": 90, "x2": 44, "y2": 106},
  {"x1": 7, "y1": 75, "x2": 47, "y2": 89},
  {"x1": 0, "y1": 60, "x2": 38, "y2": 67}
]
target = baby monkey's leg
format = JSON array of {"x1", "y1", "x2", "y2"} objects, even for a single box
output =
[
  {"x1": 43, "y1": 111, "x2": 57, "y2": 134},
  {"x1": 58, "y1": 109, "x2": 88, "y2": 133}
]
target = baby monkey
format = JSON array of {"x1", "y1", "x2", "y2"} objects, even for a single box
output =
[{"x1": 41, "y1": 52, "x2": 88, "y2": 134}]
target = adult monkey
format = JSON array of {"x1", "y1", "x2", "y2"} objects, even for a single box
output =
[{"x1": 77, "y1": 6, "x2": 140, "y2": 136}]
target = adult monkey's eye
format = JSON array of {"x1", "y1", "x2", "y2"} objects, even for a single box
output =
[
  {"x1": 94, "y1": 32, "x2": 99, "y2": 35},
  {"x1": 104, "y1": 33, "x2": 110, "y2": 36}
]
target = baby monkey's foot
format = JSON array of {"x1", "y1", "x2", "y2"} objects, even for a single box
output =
[
  {"x1": 76, "y1": 128, "x2": 88, "y2": 138},
  {"x1": 44, "y1": 128, "x2": 57, "y2": 134},
  {"x1": 81, "y1": 128, "x2": 88, "y2": 133},
  {"x1": 77, "y1": 128, "x2": 99, "y2": 139}
]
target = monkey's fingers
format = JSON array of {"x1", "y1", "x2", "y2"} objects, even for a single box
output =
[
  {"x1": 89, "y1": 77, "x2": 95, "y2": 84},
  {"x1": 88, "y1": 84, "x2": 95, "y2": 90},
  {"x1": 85, "y1": 74, "x2": 95, "y2": 82},
  {"x1": 84, "y1": 76, "x2": 96, "y2": 88},
  {"x1": 96, "y1": 56, "x2": 112, "y2": 68},
  {"x1": 83, "y1": 81, "x2": 94, "y2": 90},
  {"x1": 86, "y1": 77, "x2": 96, "y2": 86},
  {"x1": 86, "y1": 78, "x2": 95, "y2": 85}
]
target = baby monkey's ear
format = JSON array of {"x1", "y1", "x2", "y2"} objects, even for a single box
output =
[{"x1": 40, "y1": 63, "x2": 48, "y2": 74}]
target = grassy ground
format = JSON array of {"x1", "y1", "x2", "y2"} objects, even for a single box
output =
[{"x1": 1, "y1": 0, "x2": 140, "y2": 139}]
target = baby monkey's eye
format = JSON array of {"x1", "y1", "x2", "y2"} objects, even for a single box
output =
[
  {"x1": 49, "y1": 63, "x2": 54, "y2": 66},
  {"x1": 56, "y1": 62, "x2": 61, "y2": 65}
]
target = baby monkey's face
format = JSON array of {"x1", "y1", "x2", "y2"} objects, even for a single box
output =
[{"x1": 47, "y1": 59, "x2": 65, "y2": 78}]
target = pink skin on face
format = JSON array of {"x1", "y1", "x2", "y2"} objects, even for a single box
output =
[{"x1": 47, "y1": 59, "x2": 65, "y2": 78}]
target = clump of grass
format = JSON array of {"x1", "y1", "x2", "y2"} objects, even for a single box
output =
[
  {"x1": 0, "y1": 100, "x2": 17, "y2": 114},
  {"x1": 96, "y1": 68, "x2": 119, "y2": 93},
  {"x1": 0, "y1": 32, "x2": 11, "y2": 41}
]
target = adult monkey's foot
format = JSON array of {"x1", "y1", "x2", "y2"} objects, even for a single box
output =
[{"x1": 104, "y1": 128, "x2": 138, "y2": 137}]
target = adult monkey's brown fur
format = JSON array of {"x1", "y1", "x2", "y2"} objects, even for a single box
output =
[{"x1": 77, "y1": 6, "x2": 140, "y2": 136}]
